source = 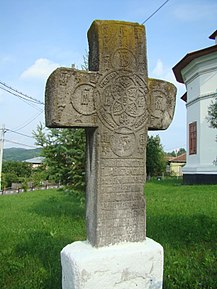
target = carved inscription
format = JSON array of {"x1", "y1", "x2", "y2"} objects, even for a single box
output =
[
  {"x1": 45, "y1": 20, "x2": 176, "y2": 247},
  {"x1": 97, "y1": 158, "x2": 146, "y2": 246}
]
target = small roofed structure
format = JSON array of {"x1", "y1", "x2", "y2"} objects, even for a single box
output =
[
  {"x1": 23, "y1": 156, "x2": 45, "y2": 168},
  {"x1": 167, "y1": 153, "x2": 186, "y2": 177}
]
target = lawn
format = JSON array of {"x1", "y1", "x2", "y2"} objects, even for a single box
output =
[
  {"x1": 0, "y1": 179, "x2": 216, "y2": 289},
  {"x1": 0, "y1": 189, "x2": 85, "y2": 289},
  {"x1": 146, "y1": 179, "x2": 217, "y2": 289}
]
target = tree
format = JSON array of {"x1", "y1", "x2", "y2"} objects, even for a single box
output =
[
  {"x1": 146, "y1": 135, "x2": 166, "y2": 177},
  {"x1": 32, "y1": 55, "x2": 89, "y2": 192},
  {"x1": 166, "y1": 147, "x2": 186, "y2": 157},
  {"x1": 207, "y1": 98, "x2": 217, "y2": 129},
  {"x1": 33, "y1": 123, "x2": 86, "y2": 191},
  {"x1": 2, "y1": 161, "x2": 32, "y2": 188},
  {"x1": 177, "y1": 147, "x2": 186, "y2": 155},
  {"x1": 34, "y1": 125, "x2": 167, "y2": 187}
]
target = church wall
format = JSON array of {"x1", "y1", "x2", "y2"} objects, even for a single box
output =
[{"x1": 181, "y1": 51, "x2": 217, "y2": 182}]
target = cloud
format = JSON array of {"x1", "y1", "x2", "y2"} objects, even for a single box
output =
[
  {"x1": 151, "y1": 59, "x2": 172, "y2": 81},
  {"x1": 20, "y1": 58, "x2": 59, "y2": 80},
  {"x1": 151, "y1": 59, "x2": 185, "y2": 93},
  {"x1": 173, "y1": 3, "x2": 217, "y2": 22},
  {"x1": 152, "y1": 59, "x2": 164, "y2": 77}
]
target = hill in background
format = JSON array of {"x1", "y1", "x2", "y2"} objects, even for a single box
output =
[{"x1": 3, "y1": 148, "x2": 42, "y2": 161}]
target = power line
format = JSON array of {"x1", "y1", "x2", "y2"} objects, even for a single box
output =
[
  {"x1": 0, "y1": 85, "x2": 44, "y2": 112},
  {"x1": 141, "y1": 0, "x2": 170, "y2": 24},
  {"x1": 16, "y1": 95, "x2": 43, "y2": 112},
  {"x1": 6, "y1": 129, "x2": 33, "y2": 139},
  {"x1": 0, "y1": 81, "x2": 44, "y2": 105},
  {"x1": 0, "y1": 85, "x2": 38, "y2": 104},
  {"x1": 12, "y1": 111, "x2": 43, "y2": 132},
  {"x1": 4, "y1": 138, "x2": 38, "y2": 149}
]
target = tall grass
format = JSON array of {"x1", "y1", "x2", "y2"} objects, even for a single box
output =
[{"x1": 0, "y1": 179, "x2": 216, "y2": 289}]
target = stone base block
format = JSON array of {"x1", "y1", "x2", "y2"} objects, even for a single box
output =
[{"x1": 61, "y1": 238, "x2": 163, "y2": 289}]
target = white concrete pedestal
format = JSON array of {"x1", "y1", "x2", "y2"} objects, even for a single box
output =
[{"x1": 61, "y1": 238, "x2": 163, "y2": 289}]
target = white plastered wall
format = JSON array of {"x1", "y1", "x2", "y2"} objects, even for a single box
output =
[{"x1": 182, "y1": 52, "x2": 217, "y2": 173}]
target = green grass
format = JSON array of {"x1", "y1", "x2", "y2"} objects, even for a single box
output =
[
  {"x1": 145, "y1": 178, "x2": 217, "y2": 289},
  {"x1": 0, "y1": 179, "x2": 216, "y2": 289},
  {"x1": 0, "y1": 189, "x2": 85, "y2": 289}
]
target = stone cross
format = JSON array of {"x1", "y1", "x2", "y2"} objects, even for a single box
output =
[{"x1": 45, "y1": 20, "x2": 176, "y2": 247}]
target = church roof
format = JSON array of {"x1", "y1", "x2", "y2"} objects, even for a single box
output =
[{"x1": 173, "y1": 45, "x2": 217, "y2": 83}]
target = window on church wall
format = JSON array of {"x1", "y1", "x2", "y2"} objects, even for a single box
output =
[{"x1": 189, "y1": 122, "x2": 197, "y2": 155}]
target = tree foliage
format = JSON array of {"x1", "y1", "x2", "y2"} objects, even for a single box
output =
[
  {"x1": 33, "y1": 124, "x2": 86, "y2": 191},
  {"x1": 2, "y1": 161, "x2": 32, "y2": 177},
  {"x1": 34, "y1": 125, "x2": 167, "y2": 188},
  {"x1": 2, "y1": 160, "x2": 49, "y2": 189},
  {"x1": 207, "y1": 98, "x2": 217, "y2": 129},
  {"x1": 2, "y1": 161, "x2": 32, "y2": 188},
  {"x1": 166, "y1": 147, "x2": 186, "y2": 157},
  {"x1": 146, "y1": 135, "x2": 166, "y2": 177}
]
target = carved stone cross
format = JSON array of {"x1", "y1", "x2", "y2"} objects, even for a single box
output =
[{"x1": 45, "y1": 20, "x2": 176, "y2": 247}]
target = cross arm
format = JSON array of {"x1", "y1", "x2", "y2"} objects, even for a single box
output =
[
  {"x1": 45, "y1": 67, "x2": 100, "y2": 128},
  {"x1": 148, "y1": 78, "x2": 177, "y2": 130}
]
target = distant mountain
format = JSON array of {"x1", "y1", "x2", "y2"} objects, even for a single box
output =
[{"x1": 3, "y1": 147, "x2": 42, "y2": 161}]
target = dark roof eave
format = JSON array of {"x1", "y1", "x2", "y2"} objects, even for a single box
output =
[
  {"x1": 173, "y1": 45, "x2": 217, "y2": 84},
  {"x1": 181, "y1": 92, "x2": 187, "y2": 102},
  {"x1": 209, "y1": 30, "x2": 217, "y2": 40}
]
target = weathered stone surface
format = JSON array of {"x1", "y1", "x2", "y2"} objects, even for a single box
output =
[
  {"x1": 45, "y1": 20, "x2": 176, "y2": 247},
  {"x1": 148, "y1": 78, "x2": 176, "y2": 130}
]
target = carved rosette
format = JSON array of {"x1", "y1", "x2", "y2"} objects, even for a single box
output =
[
  {"x1": 96, "y1": 70, "x2": 149, "y2": 131},
  {"x1": 95, "y1": 70, "x2": 149, "y2": 157}
]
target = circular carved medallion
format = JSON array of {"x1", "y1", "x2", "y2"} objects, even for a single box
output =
[
  {"x1": 112, "y1": 48, "x2": 137, "y2": 70},
  {"x1": 71, "y1": 84, "x2": 96, "y2": 115},
  {"x1": 97, "y1": 70, "x2": 148, "y2": 131},
  {"x1": 110, "y1": 127, "x2": 136, "y2": 157}
]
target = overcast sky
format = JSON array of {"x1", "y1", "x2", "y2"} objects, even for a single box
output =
[{"x1": 0, "y1": 0, "x2": 216, "y2": 151}]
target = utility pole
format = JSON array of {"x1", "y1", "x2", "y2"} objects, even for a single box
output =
[{"x1": 0, "y1": 124, "x2": 6, "y2": 192}]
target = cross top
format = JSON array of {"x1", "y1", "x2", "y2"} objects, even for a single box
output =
[{"x1": 45, "y1": 20, "x2": 176, "y2": 247}]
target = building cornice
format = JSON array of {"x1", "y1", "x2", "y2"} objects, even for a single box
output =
[
  {"x1": 173, "y1": 45, "x2": 217, "y2": 83},
  {"x1": 186, "y1": 92, "x2": 217, "y2": 107}
]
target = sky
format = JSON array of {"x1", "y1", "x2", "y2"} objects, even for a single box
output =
[{"x1": 0, "y1": 0, "x2": 216, "y2": 152}]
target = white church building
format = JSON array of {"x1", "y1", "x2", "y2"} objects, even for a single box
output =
[{"x1": 173, "y1": 30, "x2": 217, "y2": 184}]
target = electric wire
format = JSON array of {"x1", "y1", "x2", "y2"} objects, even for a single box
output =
[
  {"x1": 0, "y1": 81, "x2": 44, "y2": 105},
  {"x1": 4, "y1": 139, "x2": 38, "y2": 149},
  {"x1": 141, "y1": 0, "x2": 170, "y2": 24},
  {"x1": 6, "y1": 129, "x2": 33, "y2": 139},
  {"x1": 11, "y1": 111, "x2": 43, "y2": 132},
  {"x1": 0, "y1": 85, "x2": 43, "y2": 112},
  {"x1": 17, "y1": 96, "x2": 43, "y2": 112},
  {"x1": 3, "y1": 0, "x2": 172, "y2": 151},
  {"x1": 0, "y1": 85, "x2": 38, "y2": 104}
]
